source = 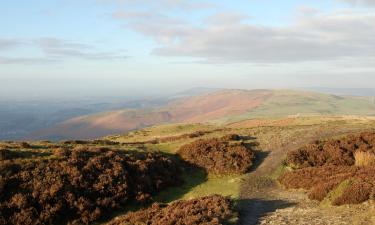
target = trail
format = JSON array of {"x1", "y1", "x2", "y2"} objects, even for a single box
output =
[{"x1": 239, "y1": 129, "x2": 375, "y2": 225}]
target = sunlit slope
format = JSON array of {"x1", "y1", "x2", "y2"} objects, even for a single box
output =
[
  {"x1": 30, "y1": 89, "x2": 375, "y2": 140},
  {"x1": 215, "y1": 90, "x2": 375, "y2": 123}
]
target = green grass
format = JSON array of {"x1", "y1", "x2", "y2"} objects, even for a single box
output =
[{"x1": 108, "y1": 123, "x2": 216, "y2": 143}]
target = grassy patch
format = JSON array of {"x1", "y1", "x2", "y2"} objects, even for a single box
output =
[{"x1": 321, "y1": 179, "x2": 353, "y2": 207}]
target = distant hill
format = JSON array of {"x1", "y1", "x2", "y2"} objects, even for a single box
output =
[
  {"x1": 302, "y1": 87, "x2": 375, "y2": 97},
  {"x1": 30, "y1": 89, "x2": 375, "y2": 140}
]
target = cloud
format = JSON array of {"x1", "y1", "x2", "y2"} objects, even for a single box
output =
[
  {"x1": 100, "y1": 0, "x2": 216, "y2": 10},
  {"x1": 0, "y1": 38, "x2": 24, "y2": 50},
  {"x1": 0, "y1": 38, "x2": 127, "y2": 64},
  {"x1": 204, "y1": 12, "x2": 250, "y2": 25},
  {"x1": 34, "y1": 38, "x2": 127, "y2": 60},
  {"x1": 338, "y1": 0, "x2": 375, "y2": 6},
  {"x1": 0, "y1": 56, "x2": 56, "y2": 65},
  {"x1": 114, "y1": 9, "x2": 375, "y2": 64}
]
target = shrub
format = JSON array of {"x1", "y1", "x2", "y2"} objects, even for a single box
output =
[
  {"x1": 354, "y1": 151, "x2": 375, "y2": 167},
  {"x1": 19, "y1": 142, "x2": 31, "y2": 148},
  {"x1": 279, "y1": 164, "x2": 375, "y2": 205},
  {"x1": 221, "y1": 134, "x2": 241, "y2": 141},
  {"x1": 107, "y1": 195, "x2": 233, "y2": 225},
  {"x1": 286, "y1": 132, "x2": 375, "y2": 169},
  {"x1": 0, "y1": 149, "x2": 12, "y2": 160},
  {"x1": 0, "y1": 147, "x2": 182, "y2": 225},
  {"x1": 177, "y1": 137, "x2": 255, "y2": 175}
]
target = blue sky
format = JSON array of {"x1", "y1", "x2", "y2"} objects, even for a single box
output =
[{"x1": 1, "y1": 0, "x2": 375, "y2": 99}]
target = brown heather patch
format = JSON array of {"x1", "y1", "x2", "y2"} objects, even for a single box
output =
[
  {"x1": 107, "y1": 195, "x2": 233, "y2": 225},
  {"x1": 286, "y1": 132, "x2": 375, "y2": 169},
  {"x1": 279, "y1": 132, "x2": 375, "y2": 206},
  {"x1": 177, "y1": 136, "x2": 255, "y2": 175},
  {"x1": 0, "y1": 146, "x2": 182, "y2": 225}
]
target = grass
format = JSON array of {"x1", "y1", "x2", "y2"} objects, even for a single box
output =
[
  {"x1": 355, "y1": 151, "x2": 375, "y2": 167},
  {"x1": 212, "y1": 90, "x2": 375, "y2": 124},
  {"x1": 321, "y1": 179, "x2": 353, "y2": 207}
]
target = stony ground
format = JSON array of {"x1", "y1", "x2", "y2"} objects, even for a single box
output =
[{"x1": 239, "y1": 128, "x2": 375, "y2": 225}]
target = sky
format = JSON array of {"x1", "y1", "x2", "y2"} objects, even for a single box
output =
[{"x1": 1, "y1": 0, "x2": 375, "y2": 99}]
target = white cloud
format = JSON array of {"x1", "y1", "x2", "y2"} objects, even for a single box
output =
[
  {"x1": 339, "y1": 0, "x2": 375, "y2": 6},
  {"x1": 204, "y1": 12, "x2": 250, "y2": 25},
  {"x1": 0, "y1": 38, "x2": 24, "y2": 50},
  {"x1": 113, "y1": 9, "x2": 375, "y2": 64},
  {"x1": 0, "y1": 38, "x2": 128, "y2": 64}
]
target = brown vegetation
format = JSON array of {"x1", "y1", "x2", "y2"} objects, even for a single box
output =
[
  {"x1": 279, "y1": 132, "x2": 375, "y2": 205},
  {"x1": 0, "y1": 146, "x2": 182, "y2": 224},
  {"x1": 107, "y1": 195, "x2": 234, "y2": 225},
  {"x1": 354, "y1": 151, "x2": 375, "y2": 167},
  {"x1": 178, "y1": 137, "x2": 255, "y2": 175},
  {"x1": 286, "y1": 132, "x2": 375, "y2": 169}
]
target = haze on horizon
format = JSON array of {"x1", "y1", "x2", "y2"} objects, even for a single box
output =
[{"x1": 1, "y1": 0, "x2": 375, "y2": 99}]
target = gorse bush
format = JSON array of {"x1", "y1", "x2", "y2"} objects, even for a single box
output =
[{"x1": 0, "y1": 146, "x2": 182, "y2": 225}]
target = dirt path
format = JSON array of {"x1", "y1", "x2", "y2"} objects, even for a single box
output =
[{"x1": 239, "y1": 129, "x2": 375, "y2": 225}]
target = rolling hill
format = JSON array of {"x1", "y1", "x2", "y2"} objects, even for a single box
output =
[{"x1": 30, "y1": 89, "x2": 375, "y2": 140}]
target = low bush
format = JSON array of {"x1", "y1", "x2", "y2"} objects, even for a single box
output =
[
  {"x1": 107, "y1": 195, "x2": 233, "y2": 225},
  {"x1": 280, "y1": 132, "x2": 375, "y2": 206},
  {"x1": 287, "y1": 132, "x2": 375, "y2": 169},
  {"x1": 0, "y1": 149, "x2": 22, "y2": 160},
  {"x1": 0, "y1": 146, "x2": 182, "y2": 225},
  {"x1": 221, "y1": 134, "x2": 241, "y2": 141},
  {"x1": 279, "y1": 165, "x2": 375, "y2": 205},
  {"x1": 177, "y1": 137, "x2": 255, "y2": 175}
]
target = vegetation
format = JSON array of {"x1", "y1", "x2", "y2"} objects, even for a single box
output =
[
  {"x1": 0, "y1": 145, "x2": 182, "y2": 225},
  {"x1": 107, "y1": 195, "x2": 235, "y2": 225},
  {"x1": 279, "y1": 132, "x2": 375, "y2": 206},
  {"x1": 178, "y1": 136, "x2": 255, "y2": 175},
  {"x1": 354, "y1": 151, "x2": 375, "y2": 167},
  {"x1": 2, "y1": 116, "x2": 375, "y2": 224}
]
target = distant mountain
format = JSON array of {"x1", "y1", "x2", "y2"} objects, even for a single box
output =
[
  {"x1": 302, "y1": 87, "x2": 375, "y2": 97},
  {"x1": 29, "y1": 89, "x2": 375, "y2": 140},
  {"x1": 0, "y1": 97, "x2": 168, "y2": 140},
  {"x1": 170, "y1": 87, "x2": 222, "y2": 99}
]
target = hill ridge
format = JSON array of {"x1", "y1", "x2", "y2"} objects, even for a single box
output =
[{"x1": 29, "y1": 89, "x2": 375, "y2": 140}]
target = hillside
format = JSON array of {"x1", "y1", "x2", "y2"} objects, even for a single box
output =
[
  {"x1": 30, "y1": 89, "x2": 375, "y2": 140},
  {"x1": 2, "y1": 116, "x2": 375, "y2": 224}
]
